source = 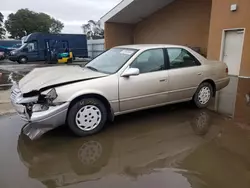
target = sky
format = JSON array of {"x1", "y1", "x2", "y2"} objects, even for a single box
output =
[{"x1": 1, "y1": 0, "x2": 121, "y2": 34}]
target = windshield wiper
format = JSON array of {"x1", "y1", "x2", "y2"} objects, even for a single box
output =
[{"x1": 86, "y1": 66, "x2": 99, "y2": 72}]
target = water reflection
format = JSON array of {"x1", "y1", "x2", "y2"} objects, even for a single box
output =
[
  {"x1": 179, "y1": 120, "x2": 250, "y2": 188},
  {"x1": 17, "y1": 109, "x2": 219, "y2": 188},
  {"x1": 211, "y1": 77, "x2": 250, "y2": 124}
]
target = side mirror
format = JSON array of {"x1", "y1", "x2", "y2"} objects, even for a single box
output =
[{"x1": 122, "y1": 68, "x2": 140, "y2": 77}]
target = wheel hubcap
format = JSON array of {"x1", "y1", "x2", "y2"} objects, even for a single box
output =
[
  {"x1": 195, "y1": 112, "x2": 208, "y2": 129},
  {"x1": 21, "y1": 58, "x2": 26, "y2": 62},
  {"x1": 78, "y1": 141, "x2": 102, "y2": 165},
  {"x1": 75, "y1": 105, "x2": 102, "y2": 131},
  {"x1": 198, "y1": 86, "x2": 211, "y2": 105}
]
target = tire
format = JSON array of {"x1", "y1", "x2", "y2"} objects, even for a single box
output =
[
  {"x1": 18, "y1": 56, "x2": 28, "y2": 64},
  {"x1": 67, "y1": 98, "x2": 107, "y2": 137},
  {"x1": 67, "y1": 58, "x2": 73, "y2": 64},
  {"x1": 193, "y1": 82, "x2": 213, "y2": 108}
]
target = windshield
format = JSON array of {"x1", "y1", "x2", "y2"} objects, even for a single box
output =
[
  {"x1": 11, "y1": 43, "x2": 22, "y2": 48},
  {"x1": 18, "y1": 43, "x2": 27, "y2": 50},
  {"x1": 86, "y1": 48, "x2": 138, "y2": 74},
  {"x1": 18, "y1": 41, "x2": 38, "y2": 52}
]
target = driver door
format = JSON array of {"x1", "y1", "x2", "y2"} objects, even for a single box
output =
[
  {"x1": 26, "y1": 41, "x2": 39, "y2": 61},
  {"x1": 119, "y1": 48, "x2": 169, "y2": 112}
]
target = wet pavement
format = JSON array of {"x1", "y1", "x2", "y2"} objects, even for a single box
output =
[
  {"x1": 0, "y1": 67, "x2": 29, "y2": 115},
  {"x1": 1, "y1": 74, "x2": 250, "y2": 188},
  {"x1": 0, "y1": 69, "x2": 26, "y2": 88}
]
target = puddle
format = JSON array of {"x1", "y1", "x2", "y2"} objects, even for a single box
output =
[
  {"x1": 0, "y1": 70, "x2": 27, "y2": 90},
  {"x1": 0, "y1": 70, "x2": 27, "y2": 114},
  {"x1": 6, "y1": 107, "x2": 249, "y2": 188}
]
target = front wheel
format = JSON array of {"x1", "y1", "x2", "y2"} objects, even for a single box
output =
[
  {"x1": 18, "y1": 56, "x2": 28, "y2": 64},
  {"x1": 67, "y1": 98, "x2": 107, "y2": 137},
  {"x1": 67, "y1": 58, "x2": 73, "y2": 64},
  {"x1": 193, "y1": 82, "x2": 213, "y2": 108}
]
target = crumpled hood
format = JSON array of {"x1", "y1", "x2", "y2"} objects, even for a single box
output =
[{"x1": 19, "y1": 65, "x2": 108, "y2": 93}]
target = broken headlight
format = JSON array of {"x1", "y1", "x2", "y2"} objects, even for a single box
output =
[
  {"x1": 32, "y1": 88, "x2": 58, "y2": 112},
  {"x1": 45, "y1": 88, "x2": 58, "y2": 104},
  {"x1": 32, "y1": 104, "x2": 49, "y2": 112}
]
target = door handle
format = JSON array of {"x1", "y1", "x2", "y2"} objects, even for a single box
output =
[
  {"x1": 197, "y1": 73, "x2": 202, "y2": 75},
  {"x1": 159, "y1": 79, "x2": 167, "y2": 82}
]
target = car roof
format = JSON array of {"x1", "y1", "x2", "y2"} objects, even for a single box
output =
[{"x1": 114, "y1": 44, "x2": 188, "y2": 50}]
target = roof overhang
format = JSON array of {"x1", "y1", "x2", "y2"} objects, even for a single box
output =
[{"x1": 101, "y1": 0, "x2": 175, "y2": 24}]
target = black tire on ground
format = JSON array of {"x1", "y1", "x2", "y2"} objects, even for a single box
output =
[
  {"x1": 193, "y1": 82, "x2": 213, "y2": 108},
  {"x1": 67, "y1": 98, "x2": 108, "y2": 137},
  {"x1": 18, "y1": 56, "x2": 28, "y2": 64},
  {"x1": 67, "y1": 58, "x2": 73, "y2": 64}
]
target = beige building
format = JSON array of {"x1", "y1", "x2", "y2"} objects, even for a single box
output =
[{"x1": 101, "y1": 0, "x2": 250, "y2": 77}]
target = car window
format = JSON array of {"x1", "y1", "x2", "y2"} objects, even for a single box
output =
[
  {"x1": 27, "y1": 41, "x2": 38, "y2": 52},
  {"x1": 130, "y1": 49, "x2": 165, "y2": 74},
  {"x1": 167, "y1": 48, "x2": 200, "y2": 69},
  {"x1": 86, "y1": 48, "x2": 137, "y2": 74}
]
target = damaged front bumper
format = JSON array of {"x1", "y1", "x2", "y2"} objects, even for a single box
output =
[
  {"x1": 22, "y1": 123, "x2": 61, "y2": 140},
  {"x1": 10, "y1": 84, "x2": 70, "y2": 128}
]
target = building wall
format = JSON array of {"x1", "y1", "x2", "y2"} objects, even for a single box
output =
[
  {"x1": 87, "y1": 39, "x2": 105, "y2": 58},
  {"x1": 234, "y1": 78, "x2": 250, "y2": 124},
  {"x1": 104, "y1": 22, "x2": 134, "y2": 49},
  {"x1": 207, "y1": 0, "x2": 250, "y2": 76},
  {"x1": 133, "y1": 0, "x2": 212, "y2": 56}
]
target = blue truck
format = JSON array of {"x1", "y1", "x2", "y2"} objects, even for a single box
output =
[{"x1": 8, "y1": 33, "x2": 88, "y2": 64}]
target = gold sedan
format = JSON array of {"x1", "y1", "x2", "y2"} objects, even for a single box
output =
[{"x1": 11, "y1": 44, "x2": 230, "y2": 136}]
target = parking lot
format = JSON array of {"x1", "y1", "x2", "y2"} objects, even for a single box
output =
[{"x1": 1, "y1": 64, "x2": 250, "y2": 188}]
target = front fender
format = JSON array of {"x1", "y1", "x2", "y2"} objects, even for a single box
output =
[
  {"x1": 57, "y1": 90, "x2": 118, "y2": 120},
  {"x1": 67, "y1": 90, "x2": 117, "y2": 121},
  {"x1": 53, "y1": 75, "x2": 119, "y2": 112},
  {"x1": 68, "y1": 89, "x2": 109, "y2": 102},
  {"x1": 54, "y1": 88, "x2": 109, "y2": 103}
]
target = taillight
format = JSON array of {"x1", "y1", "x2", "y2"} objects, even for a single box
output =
[{"x1": 226, "y1": 67, "x2": 228, "y2": 73}]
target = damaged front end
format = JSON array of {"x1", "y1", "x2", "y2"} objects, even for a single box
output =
[{"x1": 10, "y1": 83, "x2": 70, "y2": 129}]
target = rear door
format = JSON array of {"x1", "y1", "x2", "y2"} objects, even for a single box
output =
[{"x1": 165, "y1": 47, "x2": 204, "y2": 102}]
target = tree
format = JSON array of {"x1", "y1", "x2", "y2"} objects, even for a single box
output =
[
  {"x1": 50, "y1": 18, "x2": 64, "y2": 34},
  {"x1": 82, "y1": 20, "x2": 104, "y2": 39},
  {"x1": 0, "y1": 12, "x2": 6, "y2": 39},
  {"x1": 5, "y1": 9, "x2": 64, "y2": 39}
]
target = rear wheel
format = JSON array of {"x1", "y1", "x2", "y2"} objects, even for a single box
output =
[
  {"x1": 18, "y1": 56, "x2": 28, "y2": 64},
  {"x1": 67, "y1": 98, "x2": 107, "y2": 137},
  {"x1": 193, "y1": 82, "x2": 213, "y2": 108},
  {"x1": 67, "y1": 58, "x2": 73, "y2": 64}
]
